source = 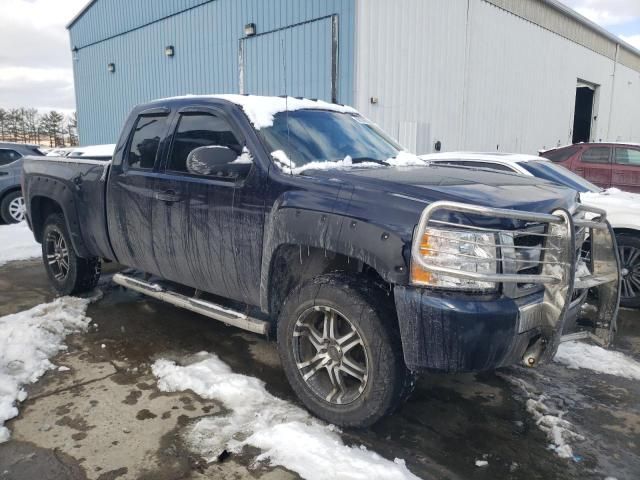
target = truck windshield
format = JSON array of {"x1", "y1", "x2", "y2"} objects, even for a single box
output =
[
  {"x1": 519, "y1": 160, "x2": 601, "y2": 193},
  {"x1": 259, "y1": 109, "x2": 403, "y2": 168}
]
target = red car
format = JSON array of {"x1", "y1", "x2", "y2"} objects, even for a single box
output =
[{"x1": 540, "y1": 143, "x2": 640, "y2": 193}]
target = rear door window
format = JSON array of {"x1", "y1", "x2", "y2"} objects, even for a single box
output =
[
  {"x1": 614, "y1": 148, "x2": 640, "y2": 166},
  {"x1": 580, "y1": 147, "x2": 611, "y2": 164},
  {"x1": 127, "y1": 114, "x2": 169, "y2": 170},
  {"x1": 542, "y1": 146, "x2": 579, "y2": 163},
  {"x1": 0, "y1": 149, "x2": 21, "y2": 166}
]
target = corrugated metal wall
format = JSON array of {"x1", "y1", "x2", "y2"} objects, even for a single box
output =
[
  {"x1": 354, "y1": 0, "x2": 640, "y2": 154},
  {"x1": 69, "y1": 0, "x2": 355, "y2": 144}
]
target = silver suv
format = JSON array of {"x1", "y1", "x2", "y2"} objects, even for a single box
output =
[{"x1": 0, "y1": 143, "x2": 44, "y2": 223}]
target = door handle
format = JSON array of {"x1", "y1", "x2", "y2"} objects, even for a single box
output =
[
  {"x1": 0, "y1": 171, "x2": 8, "y2": 176},
  {"x1": 154, "y1": 190, "x2": 182, "y2": 203}
]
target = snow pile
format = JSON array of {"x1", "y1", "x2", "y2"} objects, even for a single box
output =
[
  {"x1": 231, "y1": 146, "x2": 253, "y2": 164},
  {"x1": 386, "y1": 151, "x2": 426, "y2": 166},
  {"x1": 0, "y1": 223, "x2": 41, "y2": 266},
  {"x1": 153, "y1": 353, "x2": 419, "y2": 480},
  {"x1": 555, "y1": 341, "x2": 640, "y2": 380},
  {"x1": 500, "y1": 374, "x2": 583, "y2": 459},
  {"x1": 161, "y1": 94, "x2": 357, "y2": 130},
  {"x1": 0, "y1": 296, "x2": 94, "y2": 442}
]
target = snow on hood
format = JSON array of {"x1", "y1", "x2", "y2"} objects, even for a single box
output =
[
  {"x1": 580, "y1": 187, "x2": 640, "y2": 209},
  {"x1": 271, "y1": 150, "x2": 426, "y2": 175},
  {"x1": 160, "y1": 94, "x2": 358, "y2": 130}
]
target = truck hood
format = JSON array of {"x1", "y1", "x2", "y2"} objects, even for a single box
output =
[{"x1": 306, "y1": 164, "x2": 579, "y2": 214}]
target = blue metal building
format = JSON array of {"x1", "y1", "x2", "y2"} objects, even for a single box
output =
[
  {"x1": 68, "y1": 0, "x2": 355, "y2": 145},
  {"x1": 68, "y1": 0, "x2": 640, "y2": 152}
]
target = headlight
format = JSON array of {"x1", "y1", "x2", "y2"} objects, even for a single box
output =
[{"x1": 411, "y1": 227, "x2": 498, "y2": 290}]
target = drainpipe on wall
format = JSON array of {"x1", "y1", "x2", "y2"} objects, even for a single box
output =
[{"x1": 606, "y1": 43, "x2": 619, "y2": 141}]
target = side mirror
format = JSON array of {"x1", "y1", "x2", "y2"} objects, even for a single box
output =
[{"x1": 186, "y1": 145, "x2": 238, "y2": 176}]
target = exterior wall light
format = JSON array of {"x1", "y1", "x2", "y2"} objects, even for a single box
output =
[
  {"x1": 107, "y1": 63, "x2": 115, "y2": 73},
  {"x1": 72, "y1": 46, "x2": 79, "y2": 61},
  {"x1": 165, "y1": 45, "x2": 175, "y2": 57},
  {"x1": 244, "y1": 23, "x2": 256, "y2": 36}
]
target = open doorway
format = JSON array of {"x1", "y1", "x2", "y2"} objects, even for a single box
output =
[{"x1": 572, "y1": 80, "x2": 598, "y2": 144}]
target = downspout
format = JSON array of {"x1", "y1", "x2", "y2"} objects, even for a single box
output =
[
  {"x1": 606, "y1": 43, "x2": 619, "y2": 141},
  {"x1": 460, "y1": 0, "x2": 472, "y2": 149}
]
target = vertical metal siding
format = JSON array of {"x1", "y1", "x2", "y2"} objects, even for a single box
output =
[
  {"x1": 354, "y1": 0, "x2": 640, "y2": 154},
  {"x1": 241, "y1": 16, "x2": 335, "y2": 101},
  {"x1": 70, "y1": 0, "x2": 355, "y2": 144}
]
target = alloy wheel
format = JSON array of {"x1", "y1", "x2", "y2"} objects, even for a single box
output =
[
  {"x1": 619, "y1": 245, "x2": 640, "y2": 301},
  {"x1": 8, "y1": 196, "x2": 26, "y2": 222},
  {"x1": 293, "y1": 306, "x2": 369, "y2": 405},
  {"x1": 46, "y1": 229, "x2": 70, "y2": 281}
]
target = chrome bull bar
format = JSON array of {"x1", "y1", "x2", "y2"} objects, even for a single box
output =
[{"x1": 411, "y1": 201, "x2": 620, "y2": 352}]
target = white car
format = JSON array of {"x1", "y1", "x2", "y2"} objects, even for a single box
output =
[{"x1": 421, "y1": 152, "x2": 640, "y2": 308}]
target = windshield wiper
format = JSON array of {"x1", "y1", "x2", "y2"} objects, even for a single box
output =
[{"x1": 350, "y1": 157, "x2": 390, "y2": 166}]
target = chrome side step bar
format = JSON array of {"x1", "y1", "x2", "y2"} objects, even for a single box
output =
[
  {"x1": 560, "y1": 331, "x2": 608, "y2": 347},
  {"x1": 112, "y1": 273, "x2": 270, "y2": 335}
]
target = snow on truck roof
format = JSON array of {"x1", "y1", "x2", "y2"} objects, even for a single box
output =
[{"x1": 157, "y1": 94, "x2": 358, "y2": 130}]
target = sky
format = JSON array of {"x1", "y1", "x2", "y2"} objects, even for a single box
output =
[{"x1": 0, "y1": 0, "x2": 639, "y2": 113}]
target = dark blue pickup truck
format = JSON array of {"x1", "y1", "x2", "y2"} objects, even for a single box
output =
[{"x1": 22, "y1": 95, "x2": 621, "y2": 426}]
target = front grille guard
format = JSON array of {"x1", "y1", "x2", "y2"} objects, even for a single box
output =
[{"x1": 411, "y1": 201, "x2": 620, "y2": 350}]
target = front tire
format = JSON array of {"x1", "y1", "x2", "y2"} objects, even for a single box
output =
[
  {"x1": 277, "y1": 273, "x2": 415, "y2": 427},
  {"x1": 42, "y1": 213, "x2": 101, "y2": 295},
  {"x1": 1, "y1": 191, "x2": 26, "y2": 224},
  {"x1": 617, "y1": 233, "x2": 640, "y2": 308}
]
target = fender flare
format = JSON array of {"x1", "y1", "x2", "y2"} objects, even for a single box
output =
[
  {"x1": 259, "y1": 205, "x2": 409, "y2": 313},
  {"x1": 27, "y1": 175, "x2": 90, "y2": 258}
]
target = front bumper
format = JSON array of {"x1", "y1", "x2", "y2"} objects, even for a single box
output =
[{"x1": 397, "y1": 201, "x2": 620, "y2": 372}]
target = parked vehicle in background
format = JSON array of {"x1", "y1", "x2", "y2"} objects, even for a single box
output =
[
  {"x1": 539, "y1": 143, "x2": 640, "y2": 194},
  {"x1": 422, "y1": 152, "x2": 640, "y2": 308},
  {"x1": 67, "y1": 144, "x2": 116, "y2": 161},
  {"x1": 46, "y1": 147, "x2": 74, "y2": 157},
  {"x1": 22, "y1": 95, "x2": 620, "y2": 427},
  {"x1": 0, "y1": 142, "x2": 45, "y2": 223}
]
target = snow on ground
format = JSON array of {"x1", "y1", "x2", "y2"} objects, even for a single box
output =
[
  {"x1": 500, "y1": 374, "x2": 583, "y2": 459},
  {"x1": 153, "y1": 352, "x2": 420, "y2": 480},
  {"x1": 0, "y1": 222, "x2": 41, "y2": 266},
  {"x1": 0, "y1": 296, "x2": 95, "y2": 442},
  {"x1": 555, "y1": 341, "x2": 640, "y2": 380}
]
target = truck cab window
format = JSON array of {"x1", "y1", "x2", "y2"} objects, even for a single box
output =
[
  {"x1": 127, "y1": 114, "x2": 168, "y2": 169},
  {"x1": 0, "y1": 149, "x2": 21, "y2": 166},
  {"x1": 168, "y1": 113, "x2": 242, "y2": 174}
]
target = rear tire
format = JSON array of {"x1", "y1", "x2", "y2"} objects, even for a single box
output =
[
  {"x1": 277, "y1": 273, "x2": 416, "y2": 427},
  {"x1": 1, "y1": 191, "x2": 25, "y2": 224},
  {"x1": 42, "y1": 213, "x2": 101, "y2": 295},
  {"x1": 617, "y1": 233, "x2": 640, "y2": 308}
]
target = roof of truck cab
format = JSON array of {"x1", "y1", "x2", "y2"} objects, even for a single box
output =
[{"x1": 146, "y1": 94, "x2": 358, "y2": 130}]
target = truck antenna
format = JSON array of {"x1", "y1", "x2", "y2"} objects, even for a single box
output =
[{"x1": 281, "y1": 37, "x2": 291, "y2": 174}]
